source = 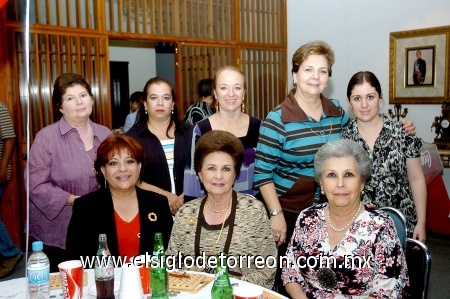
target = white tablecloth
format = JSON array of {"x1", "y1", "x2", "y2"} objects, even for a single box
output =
[{"x1": 0, "y1": 268, "x2": 287, "y2": 299}]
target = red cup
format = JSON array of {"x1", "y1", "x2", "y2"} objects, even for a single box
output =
[
  {"x1": 132, "y1": 255, "x2": 151, "y2": 294},
  {"x1": 233, "y1": 285, "x2": 263, "y2": 299},
  {"x1": 58, "y1": 260, "x2": 84, "y2": 299}
]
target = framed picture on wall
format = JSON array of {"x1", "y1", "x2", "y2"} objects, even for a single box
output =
[{"x1": 389, "y1": 26, "x2": 450, "y2": 104}]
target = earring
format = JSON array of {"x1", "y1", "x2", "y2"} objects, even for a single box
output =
[
  {"x1": 145, "y1": 110, "x2": 148, "y2": 114},
  {"x1": 104, "y1": 178, "x2": 107, "y2": 189},
  {"x1": 171, "y1": 110, "x2": 174, "y2": 115},
  {"x1": 293, "y1": 80, "x2": 297, "y2": 87},
  {"x1": 321, "y1": 190, "x2": 324, "y2": 195},
  {"x1": 216, "y1": 103, "x2": 220, "y2": 111},
  {"x1": 325, "y1": 85, "x2": 328, "y2": 88},
  {"x1": 361, "y1": 190, "x2": 365, "y2": 195},
  {"x1": 241, "y1": 103, "x2": 245, "y2": 113}
]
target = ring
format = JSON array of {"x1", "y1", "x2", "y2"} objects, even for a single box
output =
[{"x1": 275, "y1": 233, "x2": 280, "y2": 238}]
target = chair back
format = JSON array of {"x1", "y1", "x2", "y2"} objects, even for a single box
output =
[
  {"x1": 406, "y1": 238, "x2": 431, "y2": 299},
  {"x1": 380, "y1": 206, "x2": 408, "y2": 251}
]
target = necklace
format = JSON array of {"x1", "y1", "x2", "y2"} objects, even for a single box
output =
[
  {"x1": 326, "y1": 202, "x2": 362, "y2": 232},
  {"x1": 203, "y1": 196, "x2": 232, "y2": 251},
  {"x1": 219, "y1": 114, "x2": 242, "y2": 137},
  {"x1": 206, "y1": 198, "x2": 230, "y2": 213},
  {"x1": 70, "y1": 125, "x2": 97, "y2": 173},
  {"x1": 306, "y1": 119, "x2": 333, "y2": 139}
]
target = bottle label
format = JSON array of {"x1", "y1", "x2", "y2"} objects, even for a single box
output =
[{"x1": 27, "y1": 266, "x2": 50, "y2": 285}]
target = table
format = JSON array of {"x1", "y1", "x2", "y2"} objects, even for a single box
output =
[{"x1": 0, "y1": 268, "x2": 287, "y2": 299}]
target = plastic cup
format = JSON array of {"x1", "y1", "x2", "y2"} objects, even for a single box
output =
[
  {"x1": 233, "y1": 285, "x2": 263, "y2": 299},
  {"x1": 131, "y1": 255, "x2": 151, "y2": 294},
  {"x1": 58, "y1": 260, "x2": 84, "y2": 299},
  {"x1": 119, "y1": 262, "x2": 144, "y2": 299}
]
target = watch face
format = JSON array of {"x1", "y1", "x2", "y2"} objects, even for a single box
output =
[{"x1": 441, "y1": 119, "x2": 450, "y2": 129}]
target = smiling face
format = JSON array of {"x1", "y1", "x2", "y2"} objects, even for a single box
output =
[
  {"x1": 293, "y1": 54, "x2": 329, "y2": 97},
  {"x1": 348, "y1": 82, "x2": 382, "y2": 123},
  {"x1": 100, "y1": 149, "x2": 141, "y2": 193},
  {"x1": 59, "y1": 84, "x2": 94, "y2": 123},
  {"x1": 197, "y1": 151, "x2": 236, "y2": 197},
  {"x1": 319, "y1": 156, "x2": 364, "y2": 209},
  {"x1": 143, "y1": 82, "x2": 174, "y2": 121},
  {"x1": 214, "y1": 69, "x2": 246, "y2": 113}
]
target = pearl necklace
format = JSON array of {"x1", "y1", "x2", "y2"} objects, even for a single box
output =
[{"x1": 326, "y1": 202, "x2": 362, "y2": 232}]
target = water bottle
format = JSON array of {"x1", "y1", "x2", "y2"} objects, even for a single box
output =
[
  {"x1": 27, "y1": 241, "x2": 50, "y2": 299},
  {"x1": 211, "y1": 252, "x2": 233, "y2": 299},
  {"x1": 150, "y1": 232, "x2": 169, "y2": 299},
  {"x1": 95, "y1": 234, "x2": 115, "y2": 299}
]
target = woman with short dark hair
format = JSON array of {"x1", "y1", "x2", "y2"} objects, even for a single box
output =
[
  {"x1": 167, "y1": 130, "x2": 276, "y2": 289},
  {"x1": 66, "y1": 135, "x2": 173, "y2": 262}
]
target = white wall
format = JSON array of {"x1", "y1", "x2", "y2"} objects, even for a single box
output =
[
  {"x1": 287, "y1": 0, "x2": 450, "y2": 185},
  {"x1": 108, "y1": 41, "x2": 156, "y2": 93}
]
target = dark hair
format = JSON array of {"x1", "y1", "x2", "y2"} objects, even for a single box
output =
[
  {"x1": 213, "y1": 66, "x2": 246, "y2": 90},
  {"x1": 53, "y1": 73, "x2": 93, "y2": 111},
  {"x1": 130, "y1": 91, "x2": 143, "y2": 103},
  {"x1": 291, "y1": 41, "x2": 335, "y2": 76},
  {"x1": 94, "y1": 135, "x2": 146, "y2": 174},
  {"x1": 198, "y1": 79, "x2": 213, "y2": 98},
  {"x1": 314, "y1": 139, "x2": 372, "y2": 184},
  {"x1": 194, "y1": 130, "x2": 244, "y2": 176},
  {"x1": 136, "y1": 77, "x2": 181, "y2": 138},
  {"x1": 346, "y1": 71, "x2": 382, "y2": 99}
]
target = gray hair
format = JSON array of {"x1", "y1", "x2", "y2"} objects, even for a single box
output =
[{"x1": 314, "y1": 139, "x2": 372, "y2": 183}]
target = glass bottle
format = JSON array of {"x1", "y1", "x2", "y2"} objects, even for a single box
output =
[
  {"x1": 211, "y1": 252, "x2": 233, "y2": 299},
  {"x1": 150, "y1": 232, "x2": 169, "y2": 299},
  {"x1": 95, "y1": 234, "x2": 115, "y2": 299}
]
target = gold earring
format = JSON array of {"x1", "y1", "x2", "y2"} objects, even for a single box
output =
[
  {"x1": 216, "y1": 103, "x2": 220, "y2": 111},
  {"x1": 104, "y1": 178, "x2": 107, "y2": 188},
  {"x1": 321, "y1": 190, "x2": 324, "y2": 195},
  {"x1": 241, "y1": 103, "x2": 245, "y2": 113}
]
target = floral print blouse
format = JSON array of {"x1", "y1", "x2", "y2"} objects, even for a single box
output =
[
  {"x1": 341, "y1": 114, "x2": 423, "y2": 231},
  {"x1": 282, "y1": 203, "x2": 409, "y2": 298}
]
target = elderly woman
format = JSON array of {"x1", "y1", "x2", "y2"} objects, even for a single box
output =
[
  {"x1": 27, "y1": 73, "x2": 112, "y2": 271},
  {"x1": 342, "y1": 71, "x2": 426, "y2": 242},
  {"x1": 167, "y1": 130, "x2": 276, "y2": 289},
  {"x1": 66, "y1": 135, "x2": 173, "y2": 262},
  {"x1": 282, "y1": 139, "x2": 408, "y2": 298},
  {"x1": 184, "y1": 66, "x2": 262, "y2": 198},
  {"x1": 126, "y1": 77, "x2": 193, "y2": 214}
]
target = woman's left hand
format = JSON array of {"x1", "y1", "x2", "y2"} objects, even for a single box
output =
[
  {"x1": 401, "y1": 119, "x2": 416, "y2": 135},
  {"x1": 166, "y1": 192, "x2": 184, "y2": 214},
  {"x1": 413, "y1": 223, "x2": 427, "y2": 243}
]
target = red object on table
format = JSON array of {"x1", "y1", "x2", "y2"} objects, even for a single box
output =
[{"x1": 426, "y1": 173, "x2": 450, "y2": 235}]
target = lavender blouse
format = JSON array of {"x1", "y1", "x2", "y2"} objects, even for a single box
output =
[{"x1": 26, "y1": 117, "x2": 112, "y2": 249}]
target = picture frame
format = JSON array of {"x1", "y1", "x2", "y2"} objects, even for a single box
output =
[{"x1": 389, "y1": 26, "x2": 450, "y2": 104}]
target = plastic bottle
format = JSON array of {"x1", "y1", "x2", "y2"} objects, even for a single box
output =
[
  {"x1": 211, "y1": 252, "x2": 233, "y2": 299},
  {"x1": 150, "y1": 232, "x2": 169, "y2": 299},
  {"x1": 95, "y1": 234, "x2": 115, "y2": 299},
  {"x1": 27, "y1": 241, "x2": 50, "y2": 299}
]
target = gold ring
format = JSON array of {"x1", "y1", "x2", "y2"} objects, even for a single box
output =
[{"x1": 275, "y1": 233, "x2": 280, "y2": 238}]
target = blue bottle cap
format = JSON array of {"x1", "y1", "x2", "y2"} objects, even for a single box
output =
[{"x1": 32, "y1": 241, "x2": 44, "y2": 251}]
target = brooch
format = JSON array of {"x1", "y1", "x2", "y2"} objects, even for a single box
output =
[
  {"x1": 148, "y1": 212, "x2": 157, "y2": 222},
  {"x1": 317, "y1": 267, "x2": 338, "y2": 289},
  {"x1": 187, "y1": 216, "x2": 196, "y2": 226}
]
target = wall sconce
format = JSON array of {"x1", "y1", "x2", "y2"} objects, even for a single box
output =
[{"x1": 388, "y1": 104, "x2": 408, "y2": 121}]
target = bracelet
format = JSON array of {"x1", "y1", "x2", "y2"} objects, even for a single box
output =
[{"x1": 158, "y1": 188, "x2": 163, "y2": 195}]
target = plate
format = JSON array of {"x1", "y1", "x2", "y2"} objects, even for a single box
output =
[{"x1": 88, "y1": 281, "x2": 120, "y2": 298}]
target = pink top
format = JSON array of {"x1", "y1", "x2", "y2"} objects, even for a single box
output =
[{"x1": 26, "y1": 117, "x2": 112, "y2": 248}]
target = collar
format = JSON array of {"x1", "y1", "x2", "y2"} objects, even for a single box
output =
[
  {"x1": 58, "y1": 117, "x2": 104, "y2": 140},
  {"x1": 281, "y1": 89, "x2": 342, "y2": 122}
]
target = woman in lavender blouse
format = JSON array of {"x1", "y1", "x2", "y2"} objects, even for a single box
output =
[{"x1": 26, "y1": 73, "x2": 112, "y2": 271}]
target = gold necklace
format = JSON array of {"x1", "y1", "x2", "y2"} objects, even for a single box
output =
[
  {"x1": 306, "y1": 119, "x2": 332, "y2": 139},
  {"x1": 327, "y1": 202, "x2": 362, "y2": 232},
  {"x1": 206, "y1": 199, "x2": 229, "y2": 213},
  {"x1": 203, "y1": 196, "x2": 232, "y2": 251}
]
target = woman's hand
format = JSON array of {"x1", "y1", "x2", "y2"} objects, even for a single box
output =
[
  {"x1": 270, "y1": 214, "x2": 287, "y2": 247},
  {"x1": 165, "y1": 192, "x2": 184, "y2": 214},
  {"x1": 66, "y1": 195, "x2": 80, "y2": 206},
  {"x1": 413, "y1": 223, "x2": 427, "y2": 243},
  {"x1": 401, "y1": 119, "x2": 416, "y2": 135}
]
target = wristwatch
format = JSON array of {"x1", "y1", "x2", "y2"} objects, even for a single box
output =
[{"x1": 270, "y1": 209, "x2": 283, "y2": 217}]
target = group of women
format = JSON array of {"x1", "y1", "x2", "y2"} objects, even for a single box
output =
[{"x1": 26, "y1": 40, "x2": 426, "y2": 298}]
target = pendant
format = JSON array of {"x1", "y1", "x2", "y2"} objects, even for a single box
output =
[{"x1": 92, "y1": 167, "x2": 97, "y2": 174}]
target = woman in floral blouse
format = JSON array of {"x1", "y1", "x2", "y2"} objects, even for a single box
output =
[
  {"x1": 341, "y1": 71, "x2": 426, "y2": 242},
  {"x1": 282, "y1": 139, "x2": 408, "y2": 298}
]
